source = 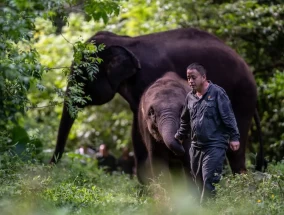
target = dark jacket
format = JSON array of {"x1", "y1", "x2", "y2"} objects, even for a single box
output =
[
  {"x1": 175, "y1": 82, "x2": 240, "y2": 149},
  {"x1": 96, "y1": 153, "x2": 117, "y2": 173}
]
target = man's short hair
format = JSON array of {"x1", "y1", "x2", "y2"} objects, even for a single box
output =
[{"x1": 187, "y1": 63, "x2": 207, "y2": 76}]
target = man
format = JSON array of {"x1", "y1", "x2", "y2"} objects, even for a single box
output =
[
  {"x1": 117, "y1": 147, "x2": 135, "y2": 178},
  {"x1": 96, "y1": 144, "x2": 117, "y2": 174},
  {"x1": 175, "y1": 63, "x2": 240, "y2": 204}
]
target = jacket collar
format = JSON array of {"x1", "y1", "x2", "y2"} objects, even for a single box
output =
[{"x1": 191, "y1": 81, "x2": 212, "y2": 98}]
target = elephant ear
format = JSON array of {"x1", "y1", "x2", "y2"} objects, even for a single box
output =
[{"x1": 103, "y1": 45, "x2": 141, "y2": 91}]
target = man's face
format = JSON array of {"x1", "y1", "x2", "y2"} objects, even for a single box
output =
[
  {"x1": 187, "y1": 69, "x2": 206, "y2": 92},
  {"x1": 99, "y1": 144, "x2": 108, "y2": 156}
]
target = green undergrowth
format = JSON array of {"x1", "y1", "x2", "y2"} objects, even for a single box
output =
[
  {"x1": 0, "y1": 152, "x2": 153, "y2": 215},
  {"x1": 0, "y1": 151, "x2": 283, "y2": 215}
]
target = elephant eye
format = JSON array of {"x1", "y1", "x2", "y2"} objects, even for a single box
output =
[
  {"x1": 148, "y1": 107, "x2": 156, "y2": 124},
  {"x1": 148, "y1": 107, "x2": 154, "y2": 116}
]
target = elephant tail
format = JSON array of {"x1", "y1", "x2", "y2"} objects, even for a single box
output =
[{"x1": 254, "y1": 108, "x2": 266, "y2": 172}]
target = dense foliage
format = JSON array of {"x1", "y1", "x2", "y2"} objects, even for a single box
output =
[
  {"x1": 0, "y1": 149, "x2": 283, "y2": 214},
  {"x1": 0, "y1": 0, "x2": 123, "y2": 154}
]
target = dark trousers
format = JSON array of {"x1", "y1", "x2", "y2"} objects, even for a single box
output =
[{"x1": 189, "y1": 146, "x2": 226, "y2": 204}]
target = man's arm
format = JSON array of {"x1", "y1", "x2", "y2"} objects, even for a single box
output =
[
  {"x1": 175, "y1": 98, "x2": 191, "y2": 141},
  {"x1": 217, "y1": 89, "x2": 240, "y2": 145}
]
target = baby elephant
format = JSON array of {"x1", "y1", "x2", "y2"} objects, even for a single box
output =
[{"x1": 138, "y1": 72, "x2": 191, "y2": 183}]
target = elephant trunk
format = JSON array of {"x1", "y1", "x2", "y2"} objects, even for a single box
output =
[
  {"x1": 50, "y1": 103, "x2": 75, "y2": 163},
  {"x1": 159, "y1": 119, "x2": 185, "y2": 156}
]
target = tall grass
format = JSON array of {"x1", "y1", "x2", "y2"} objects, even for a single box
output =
[{"x1": 0, "y1": 149, "x2": 283, "y2": 215}]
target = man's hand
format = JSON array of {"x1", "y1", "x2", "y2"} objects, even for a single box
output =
[{"x1": 229, "y1": 141, "x2": 240, "y2": 151}]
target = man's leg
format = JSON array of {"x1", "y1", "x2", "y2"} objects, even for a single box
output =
[
  {"x1": 201, "y1": 147, "x2": 226, "y2": 204},
  {"x1": 189, "y1": 147, "x2": 203, "y2": 198}
]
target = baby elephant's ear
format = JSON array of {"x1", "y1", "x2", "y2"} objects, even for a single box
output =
[{"x1": 103, "y1": 45, "x2": 141, "y2": 91}]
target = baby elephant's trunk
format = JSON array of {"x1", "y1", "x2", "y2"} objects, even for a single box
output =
[{"x1": 159, "y1": 121, "x2": 185, "y2": 156}]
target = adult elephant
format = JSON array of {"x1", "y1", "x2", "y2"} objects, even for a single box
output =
[
  {"x1": 50, "y1": 28, "x2": 263, "y2": 183},
  {"x1": 138, "y1": 72, "x2": 191, "y2": 184}
]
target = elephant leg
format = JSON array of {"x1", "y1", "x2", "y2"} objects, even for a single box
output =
[
  {"x1": 131, "y1": 115, "x2": 150, "y2": 184},
  {"x1": 169, "y1": 157, "x2": 187, "y2": 192},
  {"x1": 226, "y1": 114, "x2": 253, "y2": 174},
  {"x1": 151, "y1": 145, "x2": 172, "y2": 185},
  {"x1": 181, "y1": 140, "x2": 192, "y2": 181},
  {"x1": 227, "y1": 79, "x2": 257, "y2": 174},
  {"x1": 180, "y1": 140, "x2": 195, "y2": 190}
]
